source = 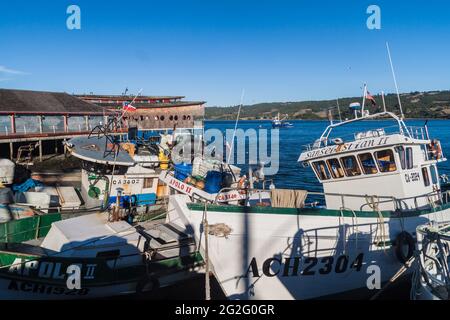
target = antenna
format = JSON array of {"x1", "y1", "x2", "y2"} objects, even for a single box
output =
[
  {"x1": 386, "y1": 42, "x2": 404, "y2": 119},
  {"x1": 336, "y1": 99, "x2": 342, "y2": 122},
  {"x1": 227, "y1": 89, "x2": 245, "y2": 164},
  {"x1": 381, "y1": 91, "x2": 387, "y2": 112}
]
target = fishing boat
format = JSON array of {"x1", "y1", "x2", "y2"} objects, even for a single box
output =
[
  {"x1": 162, "y1": 99, "x2": 450, "y2": 299},
  {"x1": 411, "y1": 222, "x2": 450, "y2": 300},
  {"x1": 0, "y1": 210, "x2": 203, "y2": 299},
  {"x1": 271, "y1": 112, "x2": 293, "y2": 128}
]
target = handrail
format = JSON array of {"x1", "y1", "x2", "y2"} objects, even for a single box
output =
[
  {"x1": 302, "y1": 119, "x2": 430, "y2": 152},
  {"x1": 211, "y1": 186, "x2": 449, "y2": 212}
]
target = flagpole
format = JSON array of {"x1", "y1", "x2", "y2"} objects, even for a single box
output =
[
  {"x1": 117, "y1": 88, "x2": 143, "y2": 123},
  {"x1": 360, "y1": 84, "x2": 367, "y2": 119}
]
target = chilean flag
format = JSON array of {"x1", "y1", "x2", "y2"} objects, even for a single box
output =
[
  {"x1": 122, "y1": 101, "x2": 136, "y2": 112},
  {"x1": 366, "y1": 92, "x2": 377, "y2": 106}
]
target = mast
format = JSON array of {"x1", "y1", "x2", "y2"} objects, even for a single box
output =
[
  {"x1": 227, "y1": 89, "x2": 245, "y2": 164},
  {"x1": 386, "y1": 42, "x2": 405, "y2": 119}
]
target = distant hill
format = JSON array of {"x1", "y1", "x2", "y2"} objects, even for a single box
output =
[{"x1": 205, "y1": 90, "x2": 450, "y2": 120}]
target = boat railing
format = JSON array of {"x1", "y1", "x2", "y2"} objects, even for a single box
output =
[
  {"x1": 213, "y1": 186, "x2": 450, "y2": 213},
  {"x1": 302, "y1": 124, "x2": 430, "y2": 151}
]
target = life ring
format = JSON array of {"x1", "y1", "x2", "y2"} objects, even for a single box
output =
[
  {"x1": 436, "y1": 142, "x2": 443, "y2": 160},
  {"x1": 135, "y1": 274, "x2": 160, "y2": 294},
  {"x1": 238, "y1": 176, "x2": 247, "y2": 189},
  {"x1": 394, "y1": 231, "x2": 415, "y2": 264},
  {"x1": 430, "y1": 141, "x2": 443, "y2": 160}
]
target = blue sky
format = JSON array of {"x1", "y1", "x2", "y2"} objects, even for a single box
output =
[{"x1": 0, "y1": 1, "x2": 449, "y2": 106}]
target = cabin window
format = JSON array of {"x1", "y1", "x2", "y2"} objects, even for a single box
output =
[
  {"x1": 406, "y1": 148, "x2": 413, "y2": 169},
  {"x1": 430, "y1": 165, "x2": 438, "y2": 185},
  {"x1": 422, "y1": 167, "x2": 430, "y2": 187},
  {"x1": 375, "y1": 149, "x2": 397, "y2": 172},
  {"x1": 312, "y1": 161, "x2": 331, "y2": 180},
  {"x1": 340, "y1": 156, "x2": 361, "y2": 177},
  {"x1": 327, "y1": 158, "x2": 344, "y2": 178},
  {"x1": 143, "y1": 178, "x2": 154, "y2": 188},
  {"x1": 396, "y1": 146, "x2": 413, "y2": 170},
  {"x1": 358, "y1": 153, "x2": 378, "y2": 174}
]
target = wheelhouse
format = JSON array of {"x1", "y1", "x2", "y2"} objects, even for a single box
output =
[{"x1": 299, "y1": 112, "x2": 446, "y2": 211}]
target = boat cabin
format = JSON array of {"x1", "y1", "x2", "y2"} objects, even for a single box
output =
[
  {"x1": 298, "y1": 112, "x2": 445, "y2": 211},
  {"x1": 66, "y1": 136, "x2": 161, "y2": 210}
]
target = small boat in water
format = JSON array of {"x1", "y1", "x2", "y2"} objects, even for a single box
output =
[
  {"x1": 163, "y1": 103, "x2": 450, "y2": 299},
  {"x1": 271, "y1": 112, "x2": 293, "y2": 128}
]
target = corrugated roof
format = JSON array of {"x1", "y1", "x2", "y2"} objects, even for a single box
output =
[{"x1": 0, "y1": 89, "x2": 107, "y2": 114}]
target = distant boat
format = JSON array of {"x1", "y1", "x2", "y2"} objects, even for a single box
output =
[{"x1": 271, "y1": 112, "x2": 293, "y2": 128}]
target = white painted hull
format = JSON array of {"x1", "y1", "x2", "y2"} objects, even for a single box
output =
[{"x1": 168, "y1": 195, "x2": 450, "y2": 299}]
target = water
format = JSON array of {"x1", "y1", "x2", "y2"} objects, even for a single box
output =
[{"x1": 205, "y1": 119, "x2": 450, "y2": 191}]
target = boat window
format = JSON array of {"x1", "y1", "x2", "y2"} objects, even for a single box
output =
[
  {"x1": 375, "y1": 149, "x2": 397, "y2": 172},
  {"x1": 396, "y1": 146, "x2": 406, "y2": 170},
  {"x1": 430, "y1": 165, "x2": 438, "y2": 185},
  {"x1": 312, "y1": 161, "x2": 331, "y2": 180},
  {"x1": 358, "y1": 153, "x2": 378, "y2": 174},
  {"x1": 422, "y1": 167, "x2": 430, "y2": 187},
  {"x1": 326, "y1": 158, "x2": 344, "y2": 178},
  {"x1": 396, "y1": 147, "x2": 413, "y2": 170},
  {"x1": 406, "y1": 148, "x2": 413, "y2": 169},
  {"x1": 143, "y1": 178, "x2": 154, "y2": 188},
  {"x1": 340, "y1": 156, "x2": 361, "y2": 177}
]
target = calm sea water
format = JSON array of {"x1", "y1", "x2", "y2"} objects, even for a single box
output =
[{"x1": 205, "y1": 119, "x2": 450, "y2": 191}]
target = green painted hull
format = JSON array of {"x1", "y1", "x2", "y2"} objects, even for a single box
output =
[{"x1": 0, "y1": 213, "x2": 61, "y2": 243}]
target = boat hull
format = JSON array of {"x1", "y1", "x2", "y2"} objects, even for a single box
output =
[{"x1": 168, "y1": 195, "x2": 450, "y2": 299}]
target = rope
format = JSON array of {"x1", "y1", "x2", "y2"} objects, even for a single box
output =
[{"x1": 365, "y1": 195, "x2": 387, "y2": 252}]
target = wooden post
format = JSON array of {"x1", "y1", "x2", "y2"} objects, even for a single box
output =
[
  {"x1": 9, "y1": 143, "x2": 13, "y2": 160},
  {"x1": 63, "y1": 115, "x2": 68, "y2": 132},
  {"x1": 38, "y1": 116, "x2": 43, "y2": 161},
  {"x1": 10, "y1": 114, "x2": 15, "y2": 134}
]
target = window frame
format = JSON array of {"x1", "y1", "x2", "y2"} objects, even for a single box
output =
[
  {"x1": 374, "y1": 149, "x2": 397, "y2": 173},
  {"x1": 340, "y1": 155, "x2": 362, "y2": 177},
  {"x1": 422, "y1": 167, "x2": 430, "y2": 187},
  {"x1": 357, "y1": 152, "x2": 378, "y2": 175},
  {"x1": 312, "y1": 160, "x2": 331, "y2": 181},
  {"x1": 326, "y1": 158, "x2": 345, "y2": 179}
]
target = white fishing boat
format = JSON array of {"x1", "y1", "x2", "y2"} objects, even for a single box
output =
[{"x1": 162, "y1": 99, "x2": 450, "y2": 299}]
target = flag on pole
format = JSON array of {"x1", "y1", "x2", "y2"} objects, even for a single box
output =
[
  {"x1": 122, "y1": 101, "x2": 136, "y2": 112},
  {"x1": 365, "y1": 92, "x2": 377, "y2": 106}
]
